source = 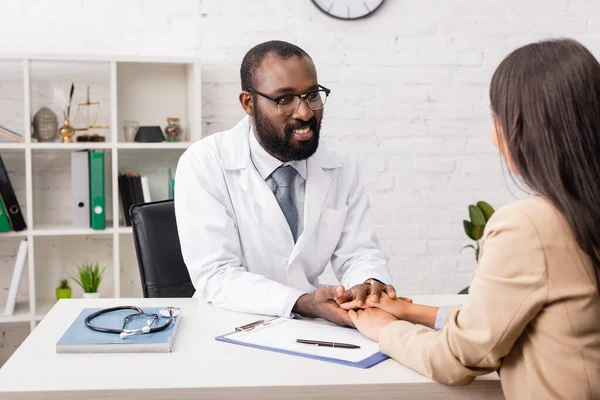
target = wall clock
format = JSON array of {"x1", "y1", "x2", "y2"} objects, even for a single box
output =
[{"x1": 311, "y1": 0, "x2": 386, "y2": 20}]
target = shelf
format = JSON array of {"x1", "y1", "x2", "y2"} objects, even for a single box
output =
[
  {"x1": 1, "y1": 53, "x2": 199, "y2": 64},
  {"x1": 0, "y1": 143, "x2": 26, "y2": 150},
  {"x1": 30, "y1": 142, "x2": 112, "y2": 150},
  {"x1": 0, "y1": 54, "x2": 202, "y2": 335},
  {"x1": 0, "y1": 229, "x2": 29, "y2": 238},
  {"x1": 117, "y1": 142, "x2": 190, "y2": 150},
  {"x1": 32, "y1": 222, "x2": 116, "y2": 236},
  {"x1": 0, "y1": 302, "x2": 31, "y2": 323},
  {"x1": 34, "y1": 300, "x2": 56, "y2": 321},
  {"x1": 6, "y1": 142, "x2": 192, "y2": 150}
]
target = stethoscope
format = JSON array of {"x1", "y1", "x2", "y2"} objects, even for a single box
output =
[{"x1": 84, "y1": 306, "x2": 181, "y2": 339}]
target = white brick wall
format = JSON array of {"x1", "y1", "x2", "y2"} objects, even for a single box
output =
[{"x1": 1, "y1": 0, "x2": 599, "y2": 364}]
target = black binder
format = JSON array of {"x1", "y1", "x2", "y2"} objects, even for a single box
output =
[{"x1": 0, "y1": 154, "x2": 26, "y2": 231}]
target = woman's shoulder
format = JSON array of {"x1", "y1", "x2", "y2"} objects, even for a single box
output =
[{"x1": 487, "y1": 195, "x2": 567, "y2": 239}]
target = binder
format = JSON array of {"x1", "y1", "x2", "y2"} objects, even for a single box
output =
[
  {"x1": 0, "y1": 195, "x2": 12, "y2": 232},
  {"x1": 0, "y1": 153, "x2": 26, "y2": 231},
  {"x1": 71, "y1": 150, "x2": 90, "y2": 228},
  {"x1": 215, "y1": 317, "x2": 388, "y2": 369},
  {"x1": 89, "y1": 151, "x2": 105, "y2": 230}
]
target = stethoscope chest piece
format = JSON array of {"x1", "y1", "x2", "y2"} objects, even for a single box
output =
[{"x1": 160, "y1": 307, "x2": 180, "y2": 318}]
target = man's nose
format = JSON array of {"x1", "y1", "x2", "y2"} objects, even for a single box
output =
[{"x1": 292, "y1": 98, "x2": 314, "y2": 121}]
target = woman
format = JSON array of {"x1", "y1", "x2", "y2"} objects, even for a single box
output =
[{"x1": 344, "y1": 38, "x2": 600, "y2": 399}]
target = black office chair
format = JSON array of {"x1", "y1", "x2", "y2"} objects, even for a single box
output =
[{"x1": 130, "y1": 199, "x2": 196, "y2": 298}]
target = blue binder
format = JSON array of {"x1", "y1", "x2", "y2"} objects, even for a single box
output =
[{"x1": 215, "y1": 318, "x2": 389, "y2": 369}]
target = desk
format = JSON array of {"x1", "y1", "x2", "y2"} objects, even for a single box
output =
[{"x1": 0, "y1": 295, "x2": 503, "y2": 399}]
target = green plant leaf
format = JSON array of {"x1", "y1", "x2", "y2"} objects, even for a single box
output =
[
  {"x1": 463, "y1": 220, "x2": 477, "y2": 240},
  {"x1": 469, "y1": 205, "x2": 486, "y2": 226},
  {"x1": 71, "y1": 262, "x2": 105, "y2": 293},
  {"x1": 472, "y1": 224, "x2": 485, "y2": 240},
  {"x1": 476, "y1": 201, "x2": 495, "y2": 222}
]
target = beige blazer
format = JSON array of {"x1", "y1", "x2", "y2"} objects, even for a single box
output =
[{"x1": 380, "y1": 196, "x2": 600, "y2": 399}]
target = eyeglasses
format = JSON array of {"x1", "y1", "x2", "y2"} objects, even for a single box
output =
[{"x1": 247, "y1": 85, "x2": 331, "y2": 116}]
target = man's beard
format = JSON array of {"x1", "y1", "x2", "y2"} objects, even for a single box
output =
[{"x1": 253, "y1": 105, "x2": 321, "y2": 161}]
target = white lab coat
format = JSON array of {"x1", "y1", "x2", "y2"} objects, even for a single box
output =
[{"x1": 174, "y1": 116, "x2": 391, "y2": 317}]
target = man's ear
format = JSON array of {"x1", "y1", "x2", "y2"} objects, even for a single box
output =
[{"x1": 239, "y1": 91, "x2": 255, "y2": 117}]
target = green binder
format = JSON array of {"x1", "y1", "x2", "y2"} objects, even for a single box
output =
[
  {"x1": 0, "y1": 195, "x2": 12, "y2": 232},
  {"x1": 89, "y1": 151, "x2": 105, "y2": 230}
]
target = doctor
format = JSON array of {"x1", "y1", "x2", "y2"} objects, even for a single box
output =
[{"x1": 174, "y1": 40, "x2": 395, "y2": 327}]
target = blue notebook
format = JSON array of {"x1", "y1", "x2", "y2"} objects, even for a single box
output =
[
  {"x1": 215, "y1": 317, "x2": 388, "y2": 369},
  {"x1": 56, "y1": 307, "x2": 182, "y2": 354}
]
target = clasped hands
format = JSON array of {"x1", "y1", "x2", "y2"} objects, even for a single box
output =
[{"x1": 293, "y1": 280, "x2": 413, "y2": 342}]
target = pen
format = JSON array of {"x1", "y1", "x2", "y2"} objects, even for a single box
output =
[{"x1": 296, "y1": 339, "x2": 361, "y2": 349}]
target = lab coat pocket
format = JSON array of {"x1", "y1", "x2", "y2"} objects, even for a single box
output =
[{"x1": 315, "y1": 206, "x2": 348, "y2": 265}]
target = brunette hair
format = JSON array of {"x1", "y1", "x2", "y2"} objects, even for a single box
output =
[{"x1": 490, "y1": 38, "x2": 600, "y2": 290}]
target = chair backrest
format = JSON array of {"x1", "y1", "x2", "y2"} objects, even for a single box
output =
[{"x1": 130, "y1": 200, "x2": 195, "y2": 298}]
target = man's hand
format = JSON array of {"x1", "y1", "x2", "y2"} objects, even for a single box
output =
[
  {"x1": 340, "y1": 292, "x2": 413, "y2": 321},
  {"x1": 293, "y1": 286, "x2": 353, "y2": 327},
  {"x1": 335, "y1": 280, "x2": 398, "y2": 309},
  {"x1": 348, "y1": 308, "x2": 397, "y2": 342}
]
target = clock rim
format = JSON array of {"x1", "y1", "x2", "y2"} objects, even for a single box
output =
[{"x1": 310, "y1": 0, "x2": 386, "y2": 21}]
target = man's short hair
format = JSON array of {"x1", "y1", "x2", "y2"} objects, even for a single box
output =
[{"x1": 240, "y1": 40, "x2": 312, "y2": 90}]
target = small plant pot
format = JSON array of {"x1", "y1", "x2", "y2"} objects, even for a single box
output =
[
  {"x1": 82, "y1": 292, "x2": 100, "y2": 299},
  {"x1": 55, "y1": 288, "x2": 72, "y2": 300}
]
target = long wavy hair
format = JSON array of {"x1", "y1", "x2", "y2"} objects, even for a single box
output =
[{"x1": 490, "y1": 38, "x2": 600, "y2": 291}]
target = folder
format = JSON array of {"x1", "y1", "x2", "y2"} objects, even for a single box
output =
[
  {"x1": 215, "y1": 317, "x2": 388, "y2": 369},
  {"x1": 0, "y1": 195, "x2": 12, "y2": 232},
  {"x1": 89, "y1": 151, "x2": 105, "y2": 230},
  {"x1": 71, "y1": 150, "x2": 90, "y2": 228},
  {"x1": 56, "y1": 307, "x2": 182, "y2": 353},
  {"x1": 0, "y1": 153, "x2": 26, "y2": 231}
]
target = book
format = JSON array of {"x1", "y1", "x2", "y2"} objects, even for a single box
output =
[
  {"x1": 141, "y1": 176, "x2": 151, "y2": 203},
  {"x1": 56, "y1": 306, "x2": 182, "y2": 353},
  {"x1": 4, "y1": 240, "x2": 28, "y2": 316},
  {"x1": 0, "y1": 126, "x2": 24, "y2": 143}
]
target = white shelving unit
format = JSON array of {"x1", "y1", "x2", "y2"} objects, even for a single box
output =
[{"x1": 0, "y1": 54, "x2": 202, "y2": 331}]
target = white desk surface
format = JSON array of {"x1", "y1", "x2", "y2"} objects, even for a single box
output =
[{"x1": 0, "y1": 295, "x2": 503, "y2": 400}]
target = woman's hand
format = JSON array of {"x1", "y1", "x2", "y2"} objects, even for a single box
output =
[
  {"x1": 341, "y1": 292, "x2": 413, "y2": 320},
  {"x1": 348, "y1": 308, "x2": 398, "y2": 342}
]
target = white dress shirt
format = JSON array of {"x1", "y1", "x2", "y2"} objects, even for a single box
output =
[{"x1": 249, "y1": 126, "x2": 306, "y2": 238}]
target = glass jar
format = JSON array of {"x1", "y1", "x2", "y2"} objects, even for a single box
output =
[
  {"x1": 123, "y1": 120, "x2": 139, "y2": 142},
  {"x1": 165, "y1": 117, "x2": 182, "y2": 142}
]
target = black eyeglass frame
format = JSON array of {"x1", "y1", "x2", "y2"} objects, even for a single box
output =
[{"x1": 246, "y1": 85, "x2": 331, "y2": 115}]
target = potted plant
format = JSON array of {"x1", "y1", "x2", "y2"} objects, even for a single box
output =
[
  {"x1": 55, "y1": 279, "x2": 72, "y2": 300},
  {"x1": 71, "y1": 261, "x2": 106, "y2": 299},
  {"x1": 460, "y1": 201, "x2": 495, "y2": 294}
]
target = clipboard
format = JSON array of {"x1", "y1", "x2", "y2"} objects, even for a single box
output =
[{"x1": 215, "y1": 317, "x2": 389, "y2": 369}]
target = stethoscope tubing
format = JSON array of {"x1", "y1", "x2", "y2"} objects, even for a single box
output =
[{"x1": 84, "y1": 305, "x2": 174, "y2": 337}]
